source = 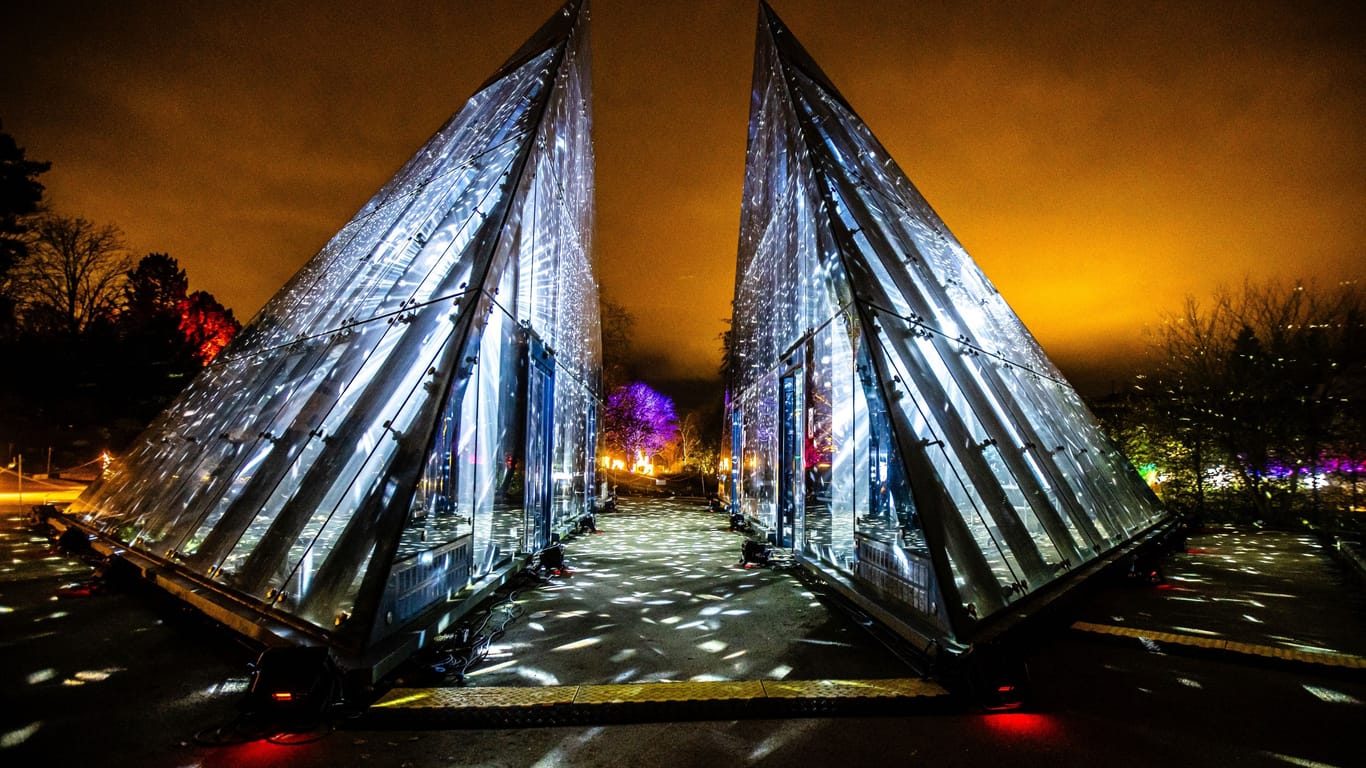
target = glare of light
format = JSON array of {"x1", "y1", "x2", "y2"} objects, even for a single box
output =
[
  {"x1": 515, "y1": 667, "x2": 560, "y2": 685},
  {"x1": 74, "y1": 668, "x2": 121, "y2": 682},
  {"x1": 0, "y1": 722, "x2": 41, "y2": 749},
  {"x1": 981, "y1": 712, "x2": 1063, "y2": 739},
  {"x1": 723, "y1": 650, "x2": 747, "y2": 660},
  {"x1": 698, "y1": 640, "x2": 728, "y2": 653},
  {"x1": 1281, "y1": 641, "x2": 1339, "y2": 655},
  {"x1": 1262, "y1": 751, "x2": 1345, "y2": 768},
  {"x1": 1170, "y1": 626, "x2": 1222, "y2": 636},
  {"x1": 373, "y1": 692, "x2": 432, "y2": 708},
  {"x1": 202, "y1": 679, "x2": 249, "y2": 696},
  {"x1": 551, "y1": 637, "x2": 602, "y2": 652},
  {"x1": 748, "y1": 733, "x2": 784, "y2": 761},
  {"x1": 1176, "y1": 677, "x2": 1202, "y2": 689},
  {"x1": 768, "y1": 664, "x2": 793, "y2": 678},
  {"x1": 26, "y1": 669, "x2": 55, "y2": 685},
  {"x1": 1302, "y1": 685, "x2": 1361, "y2": 705}
]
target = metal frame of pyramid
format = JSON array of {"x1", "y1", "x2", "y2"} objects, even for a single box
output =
[
  {"x1": 62, "y1": 0, "x2": 599, "y2": 678},
  {"x1": 723, "y1": 3, "x2": 1169, "y2": 658}
]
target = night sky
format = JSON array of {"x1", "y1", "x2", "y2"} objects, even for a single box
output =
[{"x1": 3, "y1": 1, "x2": 1363, "y2": 406}]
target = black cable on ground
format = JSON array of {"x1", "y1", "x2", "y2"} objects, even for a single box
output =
[{"x1": 411, "y1": 552, "x2": 563, "y2": 684}]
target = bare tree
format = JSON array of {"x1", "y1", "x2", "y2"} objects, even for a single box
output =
[
  {"x1": 14, "y1": 214, "x2": 130, "y2": 335},
  {"x1": 600, "y1": 297, "x2": 635, "y2": 392},
  {"x1": 1142, "y1": 278, "x2": 1364, "y2": 524},
  {"x1": 672, "y1": 412, "x2": 702, "y2": 470}
]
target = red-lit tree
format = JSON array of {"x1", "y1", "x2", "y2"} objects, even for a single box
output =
[
  {"x1": 603, "y1": 381, "x2": 678, "y2": 464},
  {"x1": 121, "y1": 253, "x2": 239, "y2": 365},
  {"x1": 179, "y1": 289, "x2": 238, "y2": 363}
]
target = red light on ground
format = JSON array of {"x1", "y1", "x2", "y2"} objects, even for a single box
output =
[
  {"x1": 213, "y1": 735, "x2": 310, "y2": 766},
  {"x1": 982, "y1": 712, "x2": 1062, "y2": 740},
  {"x1": 270, "y1": 692, "x2": 293, "y2": 702}
]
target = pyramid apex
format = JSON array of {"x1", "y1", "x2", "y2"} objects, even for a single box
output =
[{"x1": 481, "y1": 0, "x2": 589, "y2": 91}]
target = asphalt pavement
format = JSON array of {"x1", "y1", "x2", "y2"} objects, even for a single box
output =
[{"x1": 2, "y1": 493, "x2": 1365, "y2": 768}]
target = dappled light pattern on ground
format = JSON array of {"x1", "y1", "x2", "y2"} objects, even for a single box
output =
[
  {"x1": 467, "y1": 498, "x2": 917, "y2": 687},
  {"x1": 0, "y1": 502, "x2": 250, "y2": 754},
  {"x1": 0, "y1": 512, "x2": 89, "y2": 585},
  {"x1": 1078, "y1": 528, "x2": 1366, "y2": 658}
]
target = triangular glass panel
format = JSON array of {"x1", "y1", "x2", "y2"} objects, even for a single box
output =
[
  {"x1": 66, "y1": 0, "x2": 599, "y2": 670},
  {"x1": 724, "y1": 2, "x2": 1167, "y2": 651}
]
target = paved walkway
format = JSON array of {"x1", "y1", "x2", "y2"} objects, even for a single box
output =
[
  {"x1": 369, "y1": 498, "x2": 935, "y2": 723},
  {"x1": 404, "y1": 498, "x2": 921, "y2": 689}
]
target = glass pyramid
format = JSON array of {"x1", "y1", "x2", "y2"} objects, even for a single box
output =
[
  {"x1": 66, "y1": 0, "x2": 599, "y2": 662},
  {"x1": 724, "y1": 3, "x2": 1167, "y2": 650}
]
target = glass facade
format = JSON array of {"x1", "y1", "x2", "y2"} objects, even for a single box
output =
[
  {"x1": 66, "y1": 0, "x2": 599, "y2": 649},
  {"x1": 724, "y1": 5, "x2": 1166, "y2": 646}
]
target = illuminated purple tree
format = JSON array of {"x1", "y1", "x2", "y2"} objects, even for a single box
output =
[{"x1": 603, "y1": 381, "x2": 678, "y2": 461}]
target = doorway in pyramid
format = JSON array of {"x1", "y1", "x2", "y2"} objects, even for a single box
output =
[
  {"x1": 720, "y1": 3, "x2": 1168, "y2": 656},
  {"x1": 64, "y1": 1, "x2": 599, "y2": 676}
]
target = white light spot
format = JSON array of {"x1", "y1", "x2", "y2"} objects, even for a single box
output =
[
  {"x1": 1, "y1": 722, "x2": 41, "y2": 749},
  {"x1": 1170, "y1": 626, "x2": 1222, "y2": 637},
  {"x1": 768, "y1": 664, "x2": 793, "y2": 679},
  {"x1": 1261, "y1": 751, "x2": 1344, "y2": 768},
  {"x1": 74, "y1": 667, "x2": 123, "y2": 683},
  {"x1": 551, "y1": 637, "x2": 602, "y2": 652},
  {"x1": 1302, "y1": 685, "x2": 1362, "y2": 705}
]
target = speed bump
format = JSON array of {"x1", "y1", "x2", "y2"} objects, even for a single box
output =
[
  {"x1": 362, "y1": 677, "x2": 950, "y2": 727},
  {"x1": 1071, "y1": 621, "x2": 1366, "y2": 672}
]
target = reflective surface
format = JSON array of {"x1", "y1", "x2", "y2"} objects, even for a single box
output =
[
  {"x1": 66, "y1": 0, "x2": 599, "y2": 645},
  {"x1": 724, "y1": 5, "x2": 1166, "y2": 644}
]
